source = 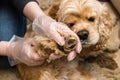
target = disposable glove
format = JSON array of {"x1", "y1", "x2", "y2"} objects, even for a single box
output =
[
  {"x1": 7, "y1": 35, "x2": 44, "y2": 66},
  {"x1": 32, "y1": 15, "x2": 82, "y2": 61}
]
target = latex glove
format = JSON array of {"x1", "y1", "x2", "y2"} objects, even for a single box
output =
[
  {"x1": 7, "y1": 35, "x2": 44, "y2": 66},
  {"x1": 32, "y1": 15, "x2": 82, "y2": 61}
]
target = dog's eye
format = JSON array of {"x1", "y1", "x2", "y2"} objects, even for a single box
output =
[
  {"x1": 68, "y1": 23, "x2": 75, "y2": 28},
  {"x1": 88, "y1": 17, "x2": 95, "y2": 22}
]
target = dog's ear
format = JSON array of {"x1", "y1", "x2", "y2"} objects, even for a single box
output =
[
  {"x1": 47, "y1": 0, "x2": 61, "y2": 20},
  {"x1": 96, "y1": 5, "x2": 113, "y2": 50},
  {"x1": 98, "y1": 4, "x2": 119, "y2": 51},
  {"x1": 99, "y1": 9, "x2": 112, "y2": 40},
  {"x1": 99, "y1": 3, "x2": 119, "y2": 39}
]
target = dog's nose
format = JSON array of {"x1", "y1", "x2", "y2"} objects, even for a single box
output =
[{"x1": 77, "y1": 30, "x2": 89, "y2": 41}]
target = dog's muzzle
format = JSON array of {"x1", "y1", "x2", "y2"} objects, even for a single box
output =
[
  {"x1": 77, "y1": 30, "x2": 89, "y2": 41},
  {"x1": 77, "y1": 29, "x2": 89, "y2": 43}
]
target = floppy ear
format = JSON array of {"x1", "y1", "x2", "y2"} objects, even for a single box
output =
[
  {"x1": 99, "y1": 9, "x2": 112, "y2": 42},
  {"x1": 94, "y1": 5, "x2": 113, "y2": 50},
  {"x1": 47, "y1": 0, "x2": 61, "y2": 20},
  {"x1": 98, "y1": 4, "x2": 119, "y2": 52}
]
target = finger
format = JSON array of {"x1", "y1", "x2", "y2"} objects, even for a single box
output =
[
  {"x1": 67, "y1": 51, "x2": 76, "y2": 61},
  {"x1": 49, "y1": 24, "x2": 65, "y2": 46},
  {"x1": 49, "y1": 30, "x2": 65, "y2": 46},
  {"x1": 49, "y1": 53, "x2": 62, "y2": 60},
  {"x1": 75, "y1": 43, "x2": 82, "y2": 54},
  {"x1": 24, "y1": 46, "x2": 41, "y2": 61},
  {"x1": 57, "y1": 23, "x2": 72, "y2": 33},
  {"x1": 32, "y1": 52, "x2": 43, "y2": 61},
  {"x1": 26, "y1": 52, "x2": 45, "y2": 66},
  {"x1": 75, "y1": 36, "x2": 82, "y2": 53}
]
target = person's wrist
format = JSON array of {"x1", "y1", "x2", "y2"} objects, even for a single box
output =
[
  {"x1": 23, "y1": 1, "x2": 46, "y2": 21},
  {"x1": 0, "y1": 41, "x2": 10, "y2": 56}
]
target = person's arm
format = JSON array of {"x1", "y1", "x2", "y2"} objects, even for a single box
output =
[
  {"x1": 23, "y1": 1, "x2": 45, "y2": 21},
  {"x1": 0, "y1": 41, "x2": 9, "y2": 56},
  {"x1": 11, "y1": 0, "x2": 44, "y2": 21}
]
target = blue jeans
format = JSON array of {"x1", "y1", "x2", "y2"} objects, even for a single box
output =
[{"x1": 0, "y1": 2, "x2": 26, "y2": 68}]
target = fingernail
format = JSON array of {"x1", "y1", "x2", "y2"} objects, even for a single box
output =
[{"x1": 49, "y1": 53, "x2": 61, "y2": 60}]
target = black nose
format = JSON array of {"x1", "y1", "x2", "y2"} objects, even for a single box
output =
[{"x1": 77, "y1": 30, "x2": 89, "y2": 41}]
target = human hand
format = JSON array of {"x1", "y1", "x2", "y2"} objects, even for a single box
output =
[
  {"x1": 7, "y1": 35, "x2": 45, "y2": 66},
  {"x1": 32, "y1": 15, "x2": 82, "y2": 61}
]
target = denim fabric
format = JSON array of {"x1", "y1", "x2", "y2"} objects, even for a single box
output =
[{"x1": 0, "y1": 3, "x2": 26, "y2": 68}]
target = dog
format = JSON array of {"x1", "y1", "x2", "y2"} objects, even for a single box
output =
[{"x1": 17, "y1": 0, "x2": 120, "y2": 80}]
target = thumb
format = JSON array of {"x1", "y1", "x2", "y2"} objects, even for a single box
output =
[{"x1": 67, "y1": 51, "x2": 76, "y2": 61}]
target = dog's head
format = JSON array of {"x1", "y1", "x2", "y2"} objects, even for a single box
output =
[{"x1": 48, "y1": 0, "x2": 114, "y2": 49}]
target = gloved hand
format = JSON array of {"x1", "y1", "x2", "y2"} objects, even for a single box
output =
[
  {"x1": 32, "y1": 15, "x2": 82, "y2": 61},
  {"x1": 7, "y1": 35, "x2": 44, "y2": 66}
]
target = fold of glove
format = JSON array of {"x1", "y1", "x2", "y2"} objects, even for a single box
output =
[
  {"x1": 32, "y1": 15, "x2": 82, "y2": 60},
  {"x1": 7, "y1": 35, "x2": 45, "y2": 66}
]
